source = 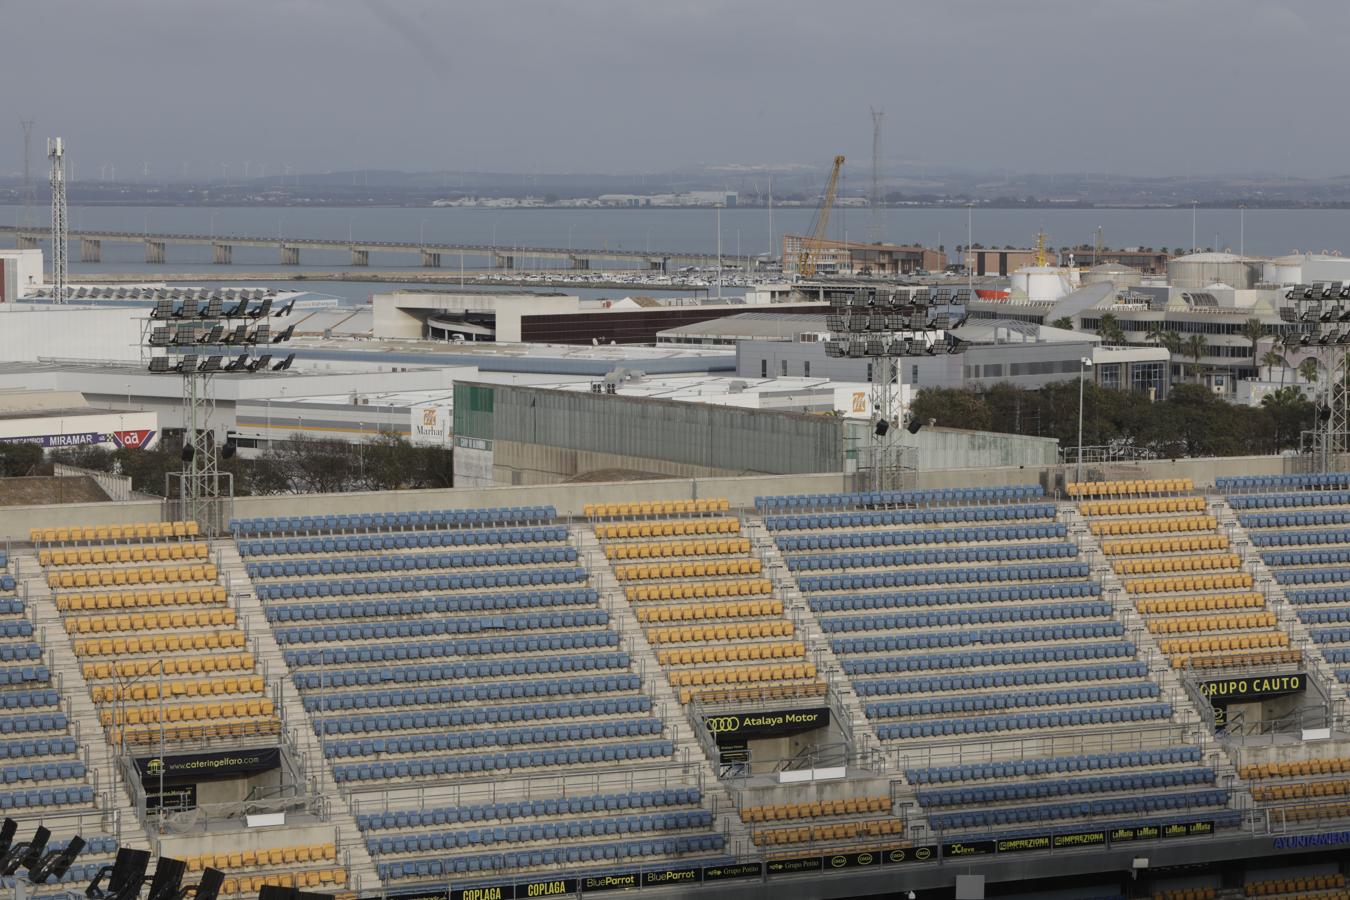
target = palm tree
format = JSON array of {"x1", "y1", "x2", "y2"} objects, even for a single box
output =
[
  {"x1": 1050, "y1": 316, "x2": 1074, "y2": 331},
  {"x1": 1158, "y1": 330, "x2": 1183, "y2": 384},
  {"x1": 1145, "y1": 326, "x2": 1166, "y2": 346},
  {"x1": 1184, "y1": 334, "x2": 1208, "y2": 384},
  {"x1": 1260, "y1": 349, "x2": 1289, "y2": 385},
  {"x1": 1240, "y1": 318, "x2": 1269, "y2": 368},
  {"x1": 1097, "y1": 311, "x2": 1127, "y2": 347},
  {"x1": 1299, "y1": 356, "x2": 1321, "y2": 386}
]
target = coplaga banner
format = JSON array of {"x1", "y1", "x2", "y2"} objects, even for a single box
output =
[
  {"x1": 135, "y1": 747, "x2": 281, "y2": 780},
  {"x1": 703, "y1": 707, "x2": 829, "y2": 744}
]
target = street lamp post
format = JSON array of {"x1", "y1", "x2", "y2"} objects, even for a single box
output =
[{"x1": 1077, "y1": 356, "x2": 1094, "y2": 483}]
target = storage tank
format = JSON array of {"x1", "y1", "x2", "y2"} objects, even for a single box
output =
[
  {"x1": 1167, "y1": 252, "x2": 1259, "y2": 290},
  {"x1": 1263, "y1": 253, "x2": 1306, "y2": 286},
  {"x1": 1010, "y1": 265, "x2": 1080, "y2": 303},
  {"x1": 1082, "y1": 262, "x2": 1142, "y2": 291}
]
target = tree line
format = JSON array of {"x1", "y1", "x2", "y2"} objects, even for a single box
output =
[
  {"x1": 1, "y1": 433, "x2": 454, "y2": 497},
  {"x1": 909, "y1": 381, "x2": 1316, "y2": 459}
]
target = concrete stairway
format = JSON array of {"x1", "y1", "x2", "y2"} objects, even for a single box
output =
[
  {"x1": 212, "y1": 540, "x2": 382, "y2": 894},
  {"x1": 11, "y1": 549, "x2": 147, "y2": 850},
  {"x1": 571, "y1": 525, "x2": 755, "y2": 856}
]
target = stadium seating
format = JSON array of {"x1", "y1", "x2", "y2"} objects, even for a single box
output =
[
  {"x1": 759, "y1": 484, "x2": 1233, "y2": 840},
  {"x1": 1074, "y1": 481, "x2": 1292, "y2": 669},
  {"x1": 32, "y1": 524, "x2": 278, "y2": 749},
  {"x1": 1223, "y1": 479, "x2": 1350, "y2": 686},
  {"x1": 589, "y1": 499, "x2": 821, "y2": 705},
  {"x1": 243, "y1": 503, "x2": 724, "y2": 885}
]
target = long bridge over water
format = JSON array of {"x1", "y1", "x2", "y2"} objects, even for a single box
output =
[{"x1": 0, "y1": 225, "x2": 755, "y2": 272}]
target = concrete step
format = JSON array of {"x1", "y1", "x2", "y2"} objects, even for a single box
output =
[
  {"x1": 571, "y1": 526, "x2": 755, "y2": 858},
  {"x1": 212, "y1": 539, "x2": 382, "y2": 894},
  {"x1": 11, "y1": 549, "x2": 148, "y2": 850}
]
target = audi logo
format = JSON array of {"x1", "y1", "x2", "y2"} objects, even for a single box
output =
[{"x1": 705, "y1": 717, "x2": 741, "y2": 734}]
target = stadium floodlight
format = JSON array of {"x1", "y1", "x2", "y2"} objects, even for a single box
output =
[
  {"x1": 29, "y1": 835, "x2": 85, "y2": 884},
  {"x1": 85, "y1": 847, "x2": 151, "y2": 900},
  {"x1": 183, "y1": 867, "x2": 224, "y2": 900},
  {"x1": 144, "y1": 856, "x2": 185, "y2": 900},
  {"x1": 0, "y1": 825, "x2": 49, "y2": 876}
]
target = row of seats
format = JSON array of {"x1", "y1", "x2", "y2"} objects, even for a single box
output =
[
  {"x1": 1252, "y1": 528, "x2": 1350, "y2": 548},
  {"x1": 322, "y1": 718, "x2": 664, "y2": 759},
  {"x1": 1264, "y1": 548, "x2": 1350, "y2": 566},
  {"x1": 99, "y1": 697, "x2": 275, "y2": 726},
  {"x1": 1252, "y1": 779, "x2": 1350, "y2": 801},
  {"x1": 656, "y1": 641, "x2": 803, "y2": 666},
  {"x1": 1090, "y1": 516, "x2": 1217, "y2": 536},
  {"x1": 91, "y1": 674, "x2": 265, "y2": 703},
  {"x1": 1123, "y1": 573, "x2": 1253, "y2": 594},
  {"x1": 667, "y1": 662, "x2": 816, "y2": 689},
  {"x1": 73, "y1": 630, "x2": 247, "y2": 656},
  {"x1": 1244, "y1": 873, "x2": 1346, "y2": 896},
  {"x1": 0, "y1": 690, "x2": 57, "y2": 710},
  {"x1": 272, "y1": 610, "x2": 610, "y2": 645},
  {"x1": 258, "y1": 568, "x2": 589, "y2": 600},
  {"x1": 1240, "y1": 757, "x2": 1350, "y2": 780},
  {"x1": 1146, "y1": 612, "x2": 1276, "y2": 634},
  {"x1": 605, "y1": 538, "x2": 750, "y2": 560},
  {"x1": 1241, "y1": 511, "x2": 1350, "y2": 528},
  {"x1": 1231, "y1": 490, "x2": 1350, "y2": 510},
  {"x1": 0, "y1": 785, "x2": 95, "y2": 809},
  {"x1": 289, "y1": 653, "x2": 630, "y2": 686},
  {"x1": 0, "y1": 623, "x2": 32, "y2": 640},
  {"x1": 1158, "y1": 633, "x2": 1290, "y2": 655},
  {"x1": 83, "y1": 652, "x2": 254, "y2": 681},
  {"x1": 30, "y1": 521, "x2": 198, "y2": 543},
  {"x1": 832, "y1": 621, "x2": 1125, "y2": 655},
  {"x1": 764, "y1": 504, "x2": 1057, "y2": 532},
  {"x1": 0, "y1": 667, "x2": 48, "y2": 686},
  {"x1": 853, "y1": 662, "x2": 1149, "y2": 697},
  {"x1": 843, "y1": 643, "x2": 1138, "y2": 676},
  {"x1": 818, "y1": 602, "x2": 1114, "y2": 633},
  {"x1": 220, "y1": 871, "x2": 346, "y2": 896},
  {"x1": 282, "y1": 633, "x2": 620, "y2": 668},
  {"x1": 56, "y1": 585, "x2": 227, "y2": 611},
  {"x1": 787, "y1": 543, "x2": 1079, "y2": 572},
  {"x1": 774, "y1": 523, "x2": 1066, "y2": 552},
  {"x1": 917, "y1": 767, "x2": 1214, "y2": 807},
  {"x1": 1274, "y1": 567, "x2": 1350, "y2": 586},
  {"x1": 1101, "y1": 535, "x2": 1229, "y2": 555},
  {"x1": 0, "y1": 645, "x2": 42, "y2": 664},
  {"x1": 634, "y1": 600, "x2": 783, "y2": 624},
  {"x1": 613, "y1": 559, "x2": 759, "y2": 580},
  {"x1": 1113, "y1": 553, "x2": 1241, "y2": 575},
  {"x1": 357, "y1": 787, "x2": 702, "y2": 831},
  {"x1": 1081, "y1": 498, "x2": 1207, "y2": 517},
  {"x1": 926, "y1": 788, "x2": 1226, "y2": 830},
  {"x1": 67, "y1": 608, "x2": 236, "y2": 633},
  {"x1": 1221, "y1": 473, "x2": 1350, "y2": 492},
  {"x1": 315, "y1": 697, "x2": 651, "y2": 735},
  {"x1": 754, "y1": 818, "x2": 902, "y2": 846},
  {"x1": 185, "y1": 843, "x2": 336, "y2": 872},
  {"x1": 375, "y1": 836, "x2": 724, "y2": 880},
  {"x1": 370, "y1": 810, "x2": 714, "y2": 854},
  {"x1": 230, "y1": 506, "x2": 556, "y2": 537},
  {"x1": 266, "y1": 589, "x2": 600, "y2": 623},
  {"x1": 1137, "y1": 593, "x2": 1265, "y2": 614},
  {"x1": 585, "y1": 499, "x2": 728, "y2": 518},
  {"x1": 1289, "y1": 588, "x2": 1350, "y2": 605},
  {"x1": 39, "y1": 542, "x2": 208, "y2": 566},
  {"x1": 756, "y1": 485, "x2": 1043, "y2": 513},
  {"x1": 740, "y1": 796, "x2": 889, "y2": 822},
  {"x1": 248, "y1": 547, "x2": 578, "y2": 579},
  {"x1": 866, "y1": 683, "x2": 1160, "y2": 719},
  {"x1": 332, "y1": 739, "x2": 675, "y2": 782},
  {"x1": 800, "y1": 562, "x2": 1092, "y2": 593},
  {"x1": 302, "y1": 674, "x2": 642, "y2": 712},
  {"x1": 877, "y1": 703, "x2": 1174, "y2": 739},
  {"x1": 47, "y1": 563, "x2": 217, "y2": 588},
  {"x1": 0, "y1": 713, "x2": 67, "y2": 735},
  {"x1": 810, "y1": 582, "x2": 1101, "y2": 612},
  {"x1": 625, "y1": 579, "x2": 772, "y2": 603},
  {"x1": 907, "y1": 746, "x2": 1204, "y2": 785},
  {"x1": 239, "y1": 526, "x2": 569, "y2": 557},
  {"x1": 0, "y1": 760, "x2": 85, "y2": 784},
  {"x1": 594, "y1": 518, "x2": 739, "y2": 541},
  {"x1": 645, "y1": 621, "x2": 794, "y2": 645},
  {"x1": 1067, "y1": 479, "x2": 1194, "y2": 498},
  {"x1": 0, "y1": 737, "x2": 78, "y2": 760}
]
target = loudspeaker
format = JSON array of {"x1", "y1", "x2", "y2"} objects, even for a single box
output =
[
  {"x1": 179, "y1": 867, "x2": 224, "y2": 900},
  {"x1": 257, "y1": 886, "x2": 297, "y2": 900},
  {"x1": 180, "y1": 445, "x2": 195, "y2": 462},
  {"x1": 0, "y1": 818, "x2": 17, "y2": 858},
  {"x1": 86, "y1": 847, "x2": 151, "y2": 900},
  {"x1": 1319, "y1": 405, "x2": 1333, "y2": 421},
  {"x1": 29, "y1": 835, "x2": 85, "y2": 884},
  {"x1": 907, "y1": 418, "x2": 923, "y2": 435},
  {"x1": 221, "y1": 440, "x2": 237, "y2": 460},
  {"x1": 874, "y1": 419, "x2": 889, "y2": 436},
  {"x1": 145, "y1": 857, "x2": 186, "y2": 900},
  {"x1": 1, "y1": 825, "x2": 49, "y2": 876}
]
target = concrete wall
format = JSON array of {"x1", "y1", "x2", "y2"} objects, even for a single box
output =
[{"x1": 900, "y1": 426, "x2": 1060, "y2": 470}]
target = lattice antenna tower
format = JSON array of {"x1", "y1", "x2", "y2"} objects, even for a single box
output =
[
  {"x1": 869, "y1": 108, "x2": 884, "y2": 245},
  {"x1": 48, "y1": 138, "x2": 68, "y2": 304},
  {"x1": 20, "y1": 120, "x2": 34, "y2": 228}
]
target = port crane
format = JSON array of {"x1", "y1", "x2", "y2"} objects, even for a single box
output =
[{"x1": 797, "y1": 154, "x2": 845, "y2": 279}]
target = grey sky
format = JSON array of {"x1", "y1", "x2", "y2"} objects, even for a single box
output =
[{"x1": 4, "y1": 0, "x2": 1343, "y2": 178}]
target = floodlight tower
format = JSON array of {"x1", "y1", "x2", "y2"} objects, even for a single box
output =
[
  {"x1": 869, "y1": 108, "x2": 884, "y2": 246},
  {"x1": 145, "y1": 290, "x2": 297, "y2": 530},
  {"x1": 48, "y1": 137, "x2": 69, "y2": 303},
  {"x1": 1286, "y1": 282, "x2": 1350, "y2": 470}
]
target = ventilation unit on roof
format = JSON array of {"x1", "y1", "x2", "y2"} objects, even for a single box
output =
[{"x1": 728, "y1": 380, "x2": 747, "y2": 393}]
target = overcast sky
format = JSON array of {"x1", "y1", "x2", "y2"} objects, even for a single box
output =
[{"x1": 4, "y1": 0, "x2": 1344, "y2": 179}]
